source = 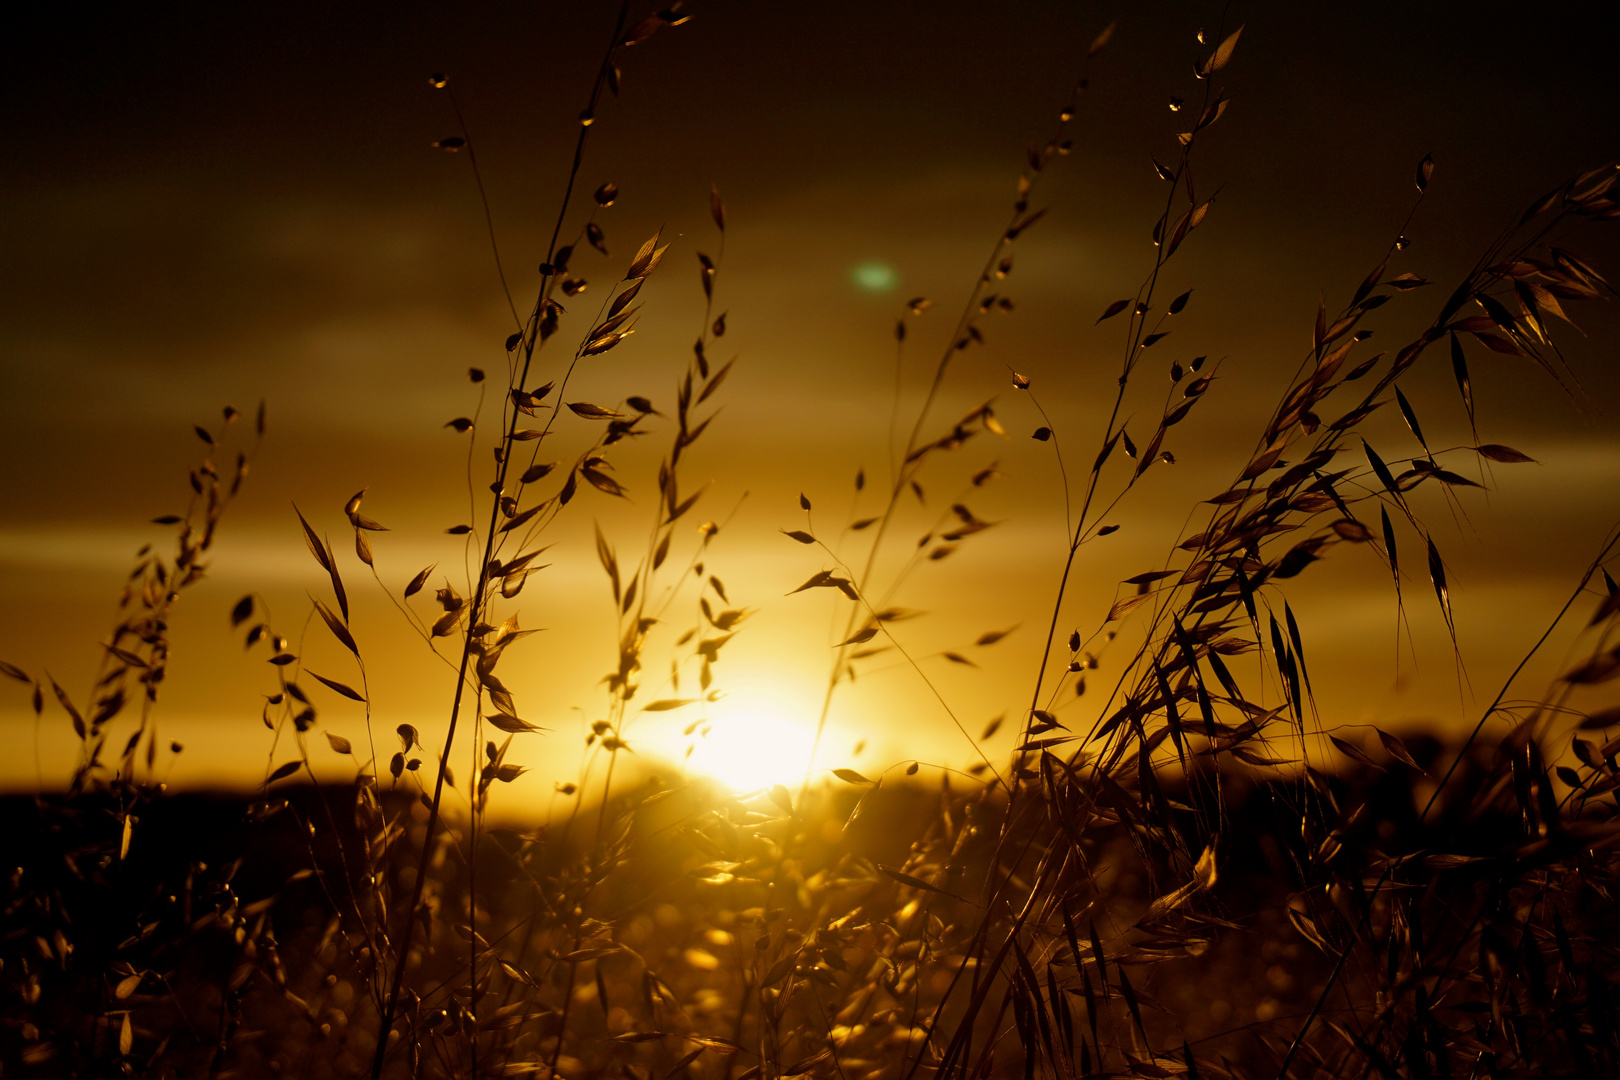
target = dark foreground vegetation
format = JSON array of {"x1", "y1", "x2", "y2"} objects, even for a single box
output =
[
  {"x1": 6, "y1": 4, "x2": 1620, "y2": 1078},
  {"x1": 8, "y1": 732, "x2": 1620, "y2": 1078}
]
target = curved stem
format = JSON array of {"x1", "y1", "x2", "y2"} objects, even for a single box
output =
[{"x1": 368, "y1": 6, "x2": 630, "y2": 1077}]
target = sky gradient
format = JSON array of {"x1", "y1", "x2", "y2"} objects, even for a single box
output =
[{"x1": 5, "y1": 1, "x2": 1620, "y2": 809}]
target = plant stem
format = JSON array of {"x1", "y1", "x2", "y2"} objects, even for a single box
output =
[{"x1": 368, "y1": 7, "x2": 629, "y2": 1076}]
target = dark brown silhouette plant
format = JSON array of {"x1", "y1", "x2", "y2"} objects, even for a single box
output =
[{"x1": 8, "y1": 7, "x2": 1620, "y2": 1080}]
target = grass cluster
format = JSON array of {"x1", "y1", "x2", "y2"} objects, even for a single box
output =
[{"x1": 5, "y1": 6, "x2": 1620, "y2": 1079}]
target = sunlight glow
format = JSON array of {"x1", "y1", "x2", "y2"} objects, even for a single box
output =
[{"x1": 686, "y1": 711, "x2": 816, "y2": 793}]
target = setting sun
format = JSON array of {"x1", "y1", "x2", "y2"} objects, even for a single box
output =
[
  {"x1": 7, "y1": 4, "x2": 1618, "y2": 1076},
  {"x1": 684, "y1": 711, "x2": 816, "y2": 793}
]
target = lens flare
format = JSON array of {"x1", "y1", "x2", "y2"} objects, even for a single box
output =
[{"x1": 851, "y1": 261, "x2": 898, "y2": 292}]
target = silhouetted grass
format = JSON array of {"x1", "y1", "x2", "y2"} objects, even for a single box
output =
[{"x1": 5, "y1": 6, "x2": 1620, "y2": 1079}]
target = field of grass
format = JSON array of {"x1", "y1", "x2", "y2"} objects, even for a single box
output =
[{"x1": 5, "y1": 6, "x2": 1620, "y2": 1078}]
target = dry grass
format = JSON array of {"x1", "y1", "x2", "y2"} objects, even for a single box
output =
[{"x1": 6, "y1": 6, "x2": 1620, "y2": 1079}]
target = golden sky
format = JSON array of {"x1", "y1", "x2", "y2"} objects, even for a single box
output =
[{"x1": 4, "y1": 1, "x2": 1619, "y2": 811}]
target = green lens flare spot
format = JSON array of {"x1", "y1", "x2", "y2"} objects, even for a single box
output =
[{"x1": 851, "y1": 262, "x2": 898, "y2": 293}]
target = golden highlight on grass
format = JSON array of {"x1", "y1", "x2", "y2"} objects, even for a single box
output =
[{"x1": 4, "y1": 6, "x2": 1620, "y2": 1080}]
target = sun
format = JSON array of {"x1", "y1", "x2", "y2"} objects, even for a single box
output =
[{"x1": 685, "y1": 711, "x2": 816, "y2": 793}]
